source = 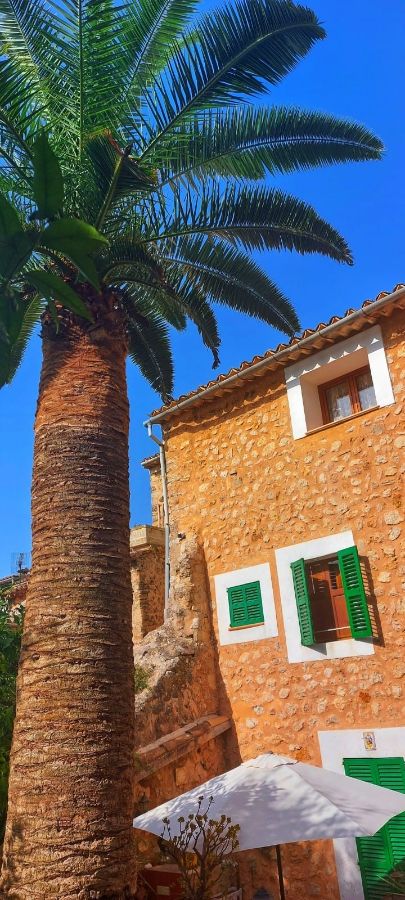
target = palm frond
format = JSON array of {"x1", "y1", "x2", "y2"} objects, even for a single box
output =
[
  {"x1": 124, "y1": 295, "x2": 174, "y2": 399},
  {"x1": 159, "y1": 107, "x2": 383, "y2": 185},
  {"x1": 166, "y1": 278, "x2": 221, "y2": 366},
  {"x1": 140, "y1": 0, "x2": 325, "y2": 159},
  {"x1": 125, "y1": 0, "x2": 199, "y2": 97},
  {"x1": 0, "y1": 290, "x2": 44, "y2": 387},
  {"x1": 121, "y1": 279, "x2": 187, "y2": 330},
  {"x1": 0, "y1": 0, "x2": 52, "y2": 126},
  {"x1": 163, "y1": 235, "x2": 299, "y2": 334},
  {"x1": 97, "y1": 234, "x2": 164, "y2": 282},
  {"x1": 142, "y1": 181, "x2": 353, "y2": 263},
  {"x1": 0, "y1": 1, "x2": 70, "y2": 149},
  {"x1": 82, "y1": 133, "x2": 155, "y2": 226},
  {"x1": 30, "y1": 0, "x2": 139, "y2": 160}
]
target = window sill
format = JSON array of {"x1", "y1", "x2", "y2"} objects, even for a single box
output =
[
  {"x1": 303, "y1": 405, "x2": 380, "y2": 438},
  {"x1": 228, "y1": 622, "x2": 264, "y2": 631}
]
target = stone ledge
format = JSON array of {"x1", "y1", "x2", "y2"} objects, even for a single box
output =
[
  {"x1": 130, "y1": 525, "x2": 165, "y2": 550},
  {"x1": 134, "y1": 714, "x2": 231, "y2": 783},
  {"x1": 141, "y1": 453, "x2": 160, "y2": 471}
]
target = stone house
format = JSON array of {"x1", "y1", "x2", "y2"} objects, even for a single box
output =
[{"x1": 133, "y1": 283, "x2": 405, "y2": 900}]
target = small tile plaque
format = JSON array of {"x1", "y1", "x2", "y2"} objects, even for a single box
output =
[{"x1": 363, "y1": 731, "x2": 376, "y2": 751}]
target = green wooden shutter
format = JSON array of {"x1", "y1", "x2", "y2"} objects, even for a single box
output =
[
  {"x1": 343, "y1": 757, "x2": 405, "y2": 899},
  {"x1": 227, "y1": 584, "x2": 247, "y2": 627},
  {"x1": 338, "y1": 546, "x2": 372, "y2": 639},
  {"x1": 227, "y1": 581, "x2": 264, "y2": 628},
  {"x1": 290, "y1": 558, "x2": 315, "y2": 647},
  {"x1": 244, "y1": 582, "x2": 264, "y2": 624},
  {"x1": 375, "y1": 759, "x2": 405, "y2": 873}
]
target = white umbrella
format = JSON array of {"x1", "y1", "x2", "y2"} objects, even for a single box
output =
[{"x1": 134, "y1": 753, "x2": 405, "y2": 898}]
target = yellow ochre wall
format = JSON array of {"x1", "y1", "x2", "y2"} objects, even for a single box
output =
[{"x1": 161, "y1": 309, "x2": 404, "y2": 899}]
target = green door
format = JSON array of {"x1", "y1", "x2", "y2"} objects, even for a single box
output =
[{"x1": 343, "y1": 757, "x2": 405, "y2": 899}]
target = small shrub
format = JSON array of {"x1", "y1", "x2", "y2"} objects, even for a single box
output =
[
  {"x1": 134, "y1": 664, "x2": 150, "y2": 694},
  {"x1": 159, "y1": 797, "x2": 240, "y2": 900}
]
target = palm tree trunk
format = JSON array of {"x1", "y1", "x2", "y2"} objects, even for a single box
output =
[{"x1": 1, "y1": 309, "x2": 136, "y2": 898}]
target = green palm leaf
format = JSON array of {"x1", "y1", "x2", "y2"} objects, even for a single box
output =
[
  {"x1": 159, "y1": 107, "x2": 383, "y2": 185},
  {"x1": 163, "y1": 235, "x2": 300, "y2": 334},
  {"x1": 124, "y1": 298, "x2": 174, "y2": 399},
  {"x1": 0, "y1": 290, "x2": 44, "y2": 387},
  {"x1": 0, "y1": 0, "x2": 52, "y2": 134},
  {"x1": 143, "y1": 181, "x2": 352, "y2": 262},
  {"x1": 140, "y1": 0, "x2": 325, "y2": 158},
  {"x1": 125, "y1": 0, "x2": 199, "y2": 96}
]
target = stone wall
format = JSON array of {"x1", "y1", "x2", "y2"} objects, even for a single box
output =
[
  {"x1": 159, "y1": 308, "x2": 405, "y2": 899},
  {"x1": 131, "y1": 526, "x2": 165, "y2": 641},
  {"x1": 142, "y1": 454, "x2": 165, "y2": 528},
  {"x1": 133, "y1": 536, "x2": 231, "y2": 871}
]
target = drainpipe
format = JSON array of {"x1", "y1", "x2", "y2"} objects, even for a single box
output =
[{"x1": 145, "y1": 422, "x2": 170, "y2": 621}]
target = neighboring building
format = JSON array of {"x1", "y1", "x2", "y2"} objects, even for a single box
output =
[{"x1": 135, "y1": 284, "x2": 405, "y2": 900}]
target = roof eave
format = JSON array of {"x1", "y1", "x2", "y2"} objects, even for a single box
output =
[{"x1": 146, "y1": 284, "x2": 405, "y2": 426}]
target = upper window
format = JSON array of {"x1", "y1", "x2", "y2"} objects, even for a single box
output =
[
  {"x1": 291, "y1": 545, "x2": 372, "y2": 647},
  {"x1": 319, "y1": 365, "x2": 377, "y2": 424},
  {"x1": 284, "y1": 325, "x2": 394, "y2": 439}
]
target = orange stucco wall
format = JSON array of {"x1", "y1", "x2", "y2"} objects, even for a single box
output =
[{"x1": 161, "y1": 309, "x2": 405, "y2": 898}]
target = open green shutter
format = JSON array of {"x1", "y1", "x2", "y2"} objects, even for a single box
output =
[
  {"x1": 227, "y1": 581, "x2": 264, "y2": 628},
  {"x1": 290, "y1": 558, "x2": 315, "y2": 646},
  {"x1": 338, "y1": 546, "x2": 372, "y2": 639},
  {"x1": 343, "y1": 757, "x2": 405, "y2": 899}
]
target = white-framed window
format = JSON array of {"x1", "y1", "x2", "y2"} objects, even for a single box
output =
[
  {"x1": 275, "y1": 531, "x2": 375, "y2": 663},
  {"x1": 213, "y1": 563, "x2": 277, "y2": 646},
  {"x1": 284, "y1": 324, "x2": 394, "y2": 439}
]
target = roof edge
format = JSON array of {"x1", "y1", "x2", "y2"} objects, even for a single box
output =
[{"x1": 146, "y1": 284, "x2": 405, "y2": 426}]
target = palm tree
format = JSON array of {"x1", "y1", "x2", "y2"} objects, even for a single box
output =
[{"x1": 0, "y1": 0, "x2": 382, "y2": 894}]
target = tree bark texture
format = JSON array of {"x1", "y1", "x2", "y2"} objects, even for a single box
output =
[{"x1": 1, "y1": 312, "x2": 136, "y2": 898}]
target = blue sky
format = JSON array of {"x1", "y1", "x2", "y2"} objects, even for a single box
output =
[{"x1": 0, "y1": 0, "x2": 404, "y2": 576}]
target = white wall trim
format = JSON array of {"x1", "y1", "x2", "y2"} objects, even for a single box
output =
[
  {"x1": 284, "y1": 324, "x2": 395, "y2": 439},
  {"x1": 213, "y1": 563, "x2": 277, "y2": 646},
  {"x1": 318, "y1": 727, "x2": 405, "y2": 900},
  {"x1": 274, "y1": 531, "x2": 374, "y2": 663}
]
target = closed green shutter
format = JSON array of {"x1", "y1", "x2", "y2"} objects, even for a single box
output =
[
  {"x1": 338, "y1": 546, "x2": 372, "y2": 639},
  {"x1": 227, "y1": 581, "x2": 264, "y2": 628},
  {"x1": 376, "y1": 759, "x2": 405, "y2": 874},
  {"x1": 290, "y1": 558, "x2": 315, "y2": 647},
  {"x1": 343, "y1": 757, "x2": 405, "y2": 899}
]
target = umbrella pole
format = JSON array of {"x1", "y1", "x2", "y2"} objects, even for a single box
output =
[{"x1": 275, "y1": 845, "x2": 286, "y2": 900}]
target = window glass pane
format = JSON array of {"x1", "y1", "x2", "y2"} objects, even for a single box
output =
[
  {"x1": 325, "y1": 380, "x2": 352, "y2": 422},
  {"x1": 356, "y1": 370, "x2": 376, "y2": 411}
]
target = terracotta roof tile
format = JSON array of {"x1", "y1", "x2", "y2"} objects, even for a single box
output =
[{"x1": 149, "y1": 283, "x2": 405, "y2": 422}]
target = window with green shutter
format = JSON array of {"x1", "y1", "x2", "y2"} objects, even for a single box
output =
[
  {"x1": 227, "y1": 581, "x2": 264, "y2": 629},
  {"x1": 343, "y1": 757, "x2": 405, "y2": 900},
  {"x1": 291, "y1": 545, "x2": 372, "y2": 646}
]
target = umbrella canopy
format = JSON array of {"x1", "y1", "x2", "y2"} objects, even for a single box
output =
[{"x1": 133, "y1": 753, "x2": 405, "y2": 850}]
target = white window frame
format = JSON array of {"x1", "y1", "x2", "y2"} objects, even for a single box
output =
[
  {"x1": 284, "y1": 324, "x2": 395, "y2": 439},
  {"x1": 213, "y1": 563, "x2": 277, "y2": 646},
  {"x1": 275, "y1": 531, "x2": 374, "y2": 663},
  {"x1": 318, "y1": 727, "x2": 405, "y2": 900}
]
